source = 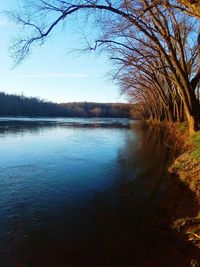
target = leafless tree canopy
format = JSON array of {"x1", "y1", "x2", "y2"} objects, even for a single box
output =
[{"x1": 9, "y1": 0, "x2": 200, "y2": 133}]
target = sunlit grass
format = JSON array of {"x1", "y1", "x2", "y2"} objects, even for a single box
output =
[
  {"x1": 191, "y1": 131, "x2": 200, "y2": 159},
  {"x1": 176, "y1": 121, "x2": 188, "y2": 132}
]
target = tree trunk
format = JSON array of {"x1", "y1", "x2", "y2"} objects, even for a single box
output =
[
  {"x1": 178, "y1": 83, "x2": 200, "y2": 133},
  {"x1": 185, "y1": 110, "x2": 199, "y2": 134}
]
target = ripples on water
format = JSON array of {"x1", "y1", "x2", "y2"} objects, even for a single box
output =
[{"x1": 0, "y1": 117, "x2": 199, "y2": 267}]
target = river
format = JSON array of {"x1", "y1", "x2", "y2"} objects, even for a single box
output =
[{"x1": 0, "y1": 117, "x2": 199, "y2": 267}]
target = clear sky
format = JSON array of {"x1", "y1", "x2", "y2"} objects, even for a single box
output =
[{"x1": 0, "y1": 0, "x2": 126, "y2": 103}]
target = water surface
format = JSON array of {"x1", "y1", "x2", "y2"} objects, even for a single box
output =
[{"x1": 0, "y1": 117, "x2": 199, "y2": 266}]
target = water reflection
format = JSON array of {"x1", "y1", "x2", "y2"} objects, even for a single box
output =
[
  {"x1": 0, "y1": 119, "x2": 199, "y2": 266},
  {"x1": 83, "y1": 125, "x2": 200, "y2": 267}
]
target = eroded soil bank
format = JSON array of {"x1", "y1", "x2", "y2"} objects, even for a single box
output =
[
  {"x1": 169, "y1": 129, "x2": 200, "y2": 253},
  {"x1": 149, "y1": 121, "x2": 200, "y2": 259}
]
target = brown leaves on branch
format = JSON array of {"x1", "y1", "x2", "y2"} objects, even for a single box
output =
[{"x1": 178, "y1": 0, "x2": 200, "y2": 18}]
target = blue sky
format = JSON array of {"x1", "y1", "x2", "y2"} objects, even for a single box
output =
[{"x1": 0, "y1": 0, "x2": 126, "y2": 103}]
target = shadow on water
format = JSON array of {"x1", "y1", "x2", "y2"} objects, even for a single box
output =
[
  {"x1": 69, "y1": 125, "x2": 200, "y2": 267},
  {"x1": 1, "y1": 120, "x2": 200, "y2": 266}
]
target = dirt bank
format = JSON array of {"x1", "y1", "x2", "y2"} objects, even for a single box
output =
[
  {"x1": 169, "y1": 153, "x2": 200, "y2": 203},
  {"x1": 169, "y1": 128, "x2": 200, "y2": 251}
]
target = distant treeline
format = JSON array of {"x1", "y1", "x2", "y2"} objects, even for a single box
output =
[
  {"x1": 0, "y1": 92, "x2": 131, "y2": 118},
  {"x1": 61, "y1": 102, "x2": 130, "y2": 118}
]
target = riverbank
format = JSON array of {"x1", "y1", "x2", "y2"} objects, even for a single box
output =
[
  {"x1": 144, "y1": 121, "x2": 200, "y2": 252},
  {"x1": 168, "y1": 127, "x2": 200, "y2": 250},
  {"x1": 144, "y1": 120, "x2": 200, "y2": 251},
  {"x1": 168, "y1": 123, "x2": 200, "y2": 201},
  {"x1": 135, "y1": 119, "x2": 200, "y2": 182}
]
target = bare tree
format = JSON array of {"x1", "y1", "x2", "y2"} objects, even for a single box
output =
[{"x1": 9, "y1": 0, "x2": 200, "y2": 133}]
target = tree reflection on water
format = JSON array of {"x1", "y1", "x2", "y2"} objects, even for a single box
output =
[{"x1": 88, "y1": 125, "x2": 200, "y2": 267}]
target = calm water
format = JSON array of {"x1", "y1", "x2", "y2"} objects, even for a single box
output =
[{"x1": 0, "y1": 117, "x2": 199, "y2": 267}]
